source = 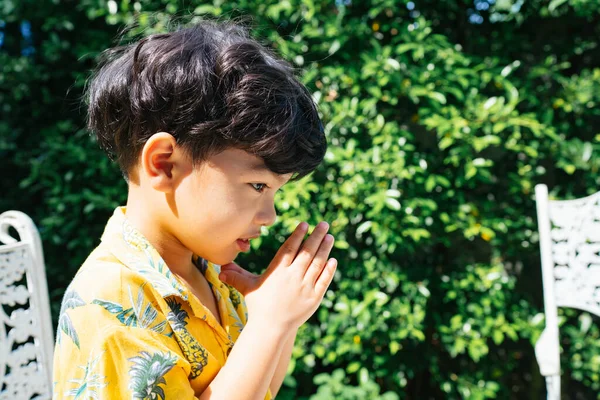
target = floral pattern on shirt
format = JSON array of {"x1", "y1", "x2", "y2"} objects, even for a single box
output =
[{"x1": 52, "y1": 207, "x2": 271, "y2": 399}]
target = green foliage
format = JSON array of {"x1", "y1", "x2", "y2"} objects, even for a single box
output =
[{"x1": 2, "y1": 0, "x2": 600, "y2": 398}]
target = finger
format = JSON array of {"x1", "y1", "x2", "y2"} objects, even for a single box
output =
[
  {"x1": 220, "y1": 263, "x2": 258, "y2": 282},
  {"x1": 292, "y1": 222, "x2": 329, "y2": 272},
  {"x1": 219, "y1": 263, "x2": 257, "y2": 295},
  {"x1": 221, "y1": 262, "x2": 255, "y2": 277},
  {"x1": 304, "y1": 234, "x2": 334, "y2": 285},
  {"x1": 314, "y1": 258, "x2": 337, "y2": 296},
  {"x1": 268, "y1": 222, "x2": 308, "y2": 270},
  {"x1": 219, "y1": 269, "x2": 254, "y2": 295}
]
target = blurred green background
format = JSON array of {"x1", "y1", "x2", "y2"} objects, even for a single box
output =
[{"x1": 1, "y1": 0, "x2": 599, "y2": 398}]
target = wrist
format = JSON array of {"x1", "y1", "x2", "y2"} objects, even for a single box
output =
[
  {"x1": 244, "y1": 318, "x2": 293, "y2": 342},
  {"x1": 286, "y1": 327, "x2": 299, "y2": 341}
]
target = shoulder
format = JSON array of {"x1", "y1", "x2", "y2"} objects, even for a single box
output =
[
  {"x1": 56, "y1": 246, "x2": 173, "y2": 351},
  {"x1": 64, "y1": 245, "x2": 164, "y2": 307}
]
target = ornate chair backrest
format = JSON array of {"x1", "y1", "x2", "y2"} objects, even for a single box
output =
[
  {"x1": 0, "y1": 211, "x2": 54, "y2": 399},
  {"x1": 534, "y1": 184, "x2": 600, "y2": 400}
]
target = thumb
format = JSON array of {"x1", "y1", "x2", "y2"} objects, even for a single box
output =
[{"x1": 219, "y1": 263, "x2": 257, "y2": 295}]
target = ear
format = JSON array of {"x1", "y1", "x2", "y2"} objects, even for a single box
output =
[{"x1": 140, "y1": 132, "x2": 189, "y2": 192}]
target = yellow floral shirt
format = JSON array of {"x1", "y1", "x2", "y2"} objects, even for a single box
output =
[{"x1": 52, "y1": 207, "x2": 272, "y2": 399}]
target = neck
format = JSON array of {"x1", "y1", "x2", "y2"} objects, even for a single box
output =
[{"x1": 125, "y1": 186, "x2": 197, "y2": 280}]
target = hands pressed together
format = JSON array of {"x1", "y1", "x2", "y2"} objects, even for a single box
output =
[{"x1": 219, "y1": 221, "x2": 337, "y2": 332}]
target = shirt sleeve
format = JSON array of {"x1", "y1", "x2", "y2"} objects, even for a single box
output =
[{"x1": 66, "y1": 324, "x2": 198, "y2": 400}]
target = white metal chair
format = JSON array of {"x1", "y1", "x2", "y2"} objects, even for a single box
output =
[
  {"x1": 534, "y1": 184, "x2": 600, "y2": 400},
  {"x1": 0, "y1": 211, "x2": 54, "y2": 400}
]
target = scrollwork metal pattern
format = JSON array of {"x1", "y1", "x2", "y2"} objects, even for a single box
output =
[
  {"x1": 548, "y1": 191, "x2": 600, "y2": 317},
  {"x1": 0, "y1": 212, "x2": 53, "y2": 400}
]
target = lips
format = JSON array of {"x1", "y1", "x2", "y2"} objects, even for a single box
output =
[
  {"x1": 240, "y1": 234, "x2": 261, "y2": 240},
  {"x1": 236, "y1": 238, "x2": 251, "y2": 252},
  {"x1": 236, "y1": 234, "x2": 260, "y2": 252}
]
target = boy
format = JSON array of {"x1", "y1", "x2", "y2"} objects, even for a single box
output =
[{"x1": 52, "y1": 20, "x2": 337, "y2": 399}]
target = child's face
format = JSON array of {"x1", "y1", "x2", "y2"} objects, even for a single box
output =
[{"x1": 172, "y1": 148, "x2": 292, "y2": 265}]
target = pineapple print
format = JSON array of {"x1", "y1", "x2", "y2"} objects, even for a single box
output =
[
  {"x1": 128, "y1": 351, "x2": 177, "y2": 400},
  {"x1": 227, "y1": 284, "x2": 242, "y2": 310},
  {"x1": 166, "y1": 298, "x2": 209, "y2": 379}
]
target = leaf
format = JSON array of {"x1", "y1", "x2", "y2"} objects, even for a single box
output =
[
  {"x1": 59, "y1": 314, "x2": 80, "y2": 348},
  {"x1": 152, "y1": 320, "x2": 168, "y2": 334},
  {"x1": 417, "y1": 284, "x2": 430, "y2": 298},
  {"x1": 483, "y1": 97, "x2": 498, "y2": 110},
  {"x1": 425, "y1": 175, "x2": 436, "y2": 192},
  {"x1": 548, "y1": 0, "x2": 569, "y2": 12},
  {"x1": 385, "y1": 198, "x2": 401, "y2": 211},
  {"x1": 92, "y1": 299, "x2": 124, "y2": 314},
  {"x1": 193, "y1": 5, "x2": 219, "y2": 15},
  {"x1": 346, "y1": 361, "x2": 361, "y2": 373},
  {"x1": 333, "y1": 239, "x2": 350, "y2": 249},
  {"x1": 356, "y1": 221, "x2": 373, "y2": 236},
  {"x1": 118, "y1": 308, "x2": 137, "y2": 326},
  {"x1": 582, "y1": 142, "x2": 593, "y2": 162},
  {"x1": 396, "y1": 43, "x2": 417, "y2": 54},
  {"x1": 439, "y1": 136, "x2": 453, "y2": 150},
  {"x1": 141, "y1": 303, "x2": 159, "y2": 327},
  {"x1": 60, "y1": 290, "x2": 85, "y2": 314},
  {"x1": 465, "y1": 163, "x2": 477, "y2": 180},
  {"x1": 404, "y1": 228, "x2": 431, "y2": 241},
  {"x1": 437, "y1": 176, "x2": 451, "y2": 187},
  {"x1": 492, "y1": 330, "x2": 504, "y2": 345},
  {"x1": 386, "y1": 189, "x2": 401, "y2": 198},
  {"x1": 359, "y1": 368, "x2": 369, "y2": 385},
  {"x1": 429, "y1": 92, "x2": 447, "y2": 105},
  {"x1": 386, "y1": 58, "x2": 401, "y2": 70},
  {"x1": 472, "y1": 158, "x2": 487, "y2": 167},
  {"x1": 135, "y1": 285, "x2": 144, "y2": 314},
  {"x1": 328, "y1": 40, "x2": 341, "y2": 55},
  {"x1": 492, "y1": 122, "x2": 507, "y2": 134},
  {"x1": 579, "y1": 313, "x2": 592, "y2": 334}
]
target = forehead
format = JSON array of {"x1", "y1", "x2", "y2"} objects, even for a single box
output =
[{"x1": 206, "y1": 148, "x2": 292, "y2": 184}]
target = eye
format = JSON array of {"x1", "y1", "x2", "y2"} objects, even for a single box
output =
[{"x1": 249, "y1": 183, "x2": 268, "y2": 193}]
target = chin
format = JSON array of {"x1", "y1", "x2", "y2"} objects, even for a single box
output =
[{"x1": 203, "y1": 252, "x2": 236, "y2": 267}]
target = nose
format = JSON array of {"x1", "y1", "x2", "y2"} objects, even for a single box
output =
[{"x1": 255, "y1": 198, "x2": 277, "y2": 227}]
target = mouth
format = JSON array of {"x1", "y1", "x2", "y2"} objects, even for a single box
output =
[
  {"x1": 236, "y1": 234, "x2": 260, "y2": 252},
  {"x1": 236, "y1": 238, "x2": 251, "y2": 252}
]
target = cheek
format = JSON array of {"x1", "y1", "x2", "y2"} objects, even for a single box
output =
[{"x1": 178, "y1": 174, "x2": 255, "y2": 227}]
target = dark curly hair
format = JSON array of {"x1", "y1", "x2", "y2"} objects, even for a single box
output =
[{"x1": 86, "y1": 20, "x2": 326, "y2": 182}]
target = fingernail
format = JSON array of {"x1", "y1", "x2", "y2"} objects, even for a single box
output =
[{"x1": 298, "y1": 222, "x2": 308, "y2": 231}]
